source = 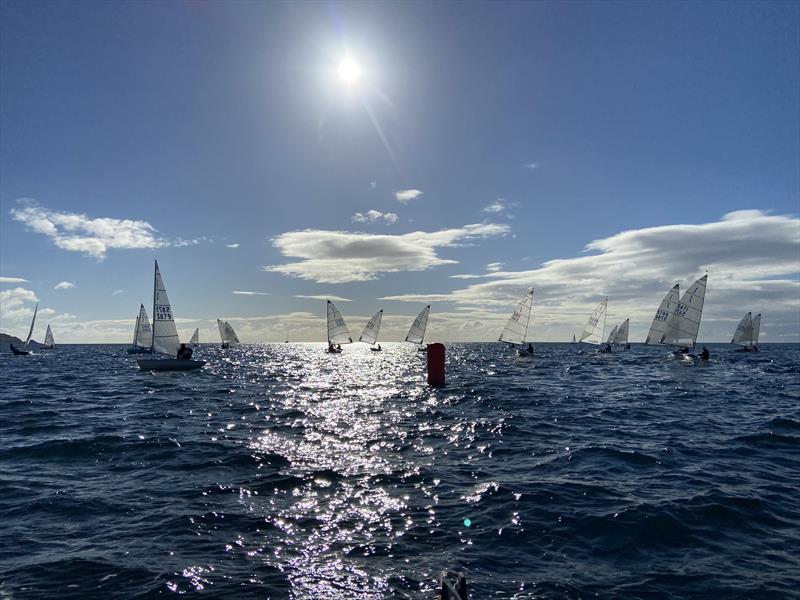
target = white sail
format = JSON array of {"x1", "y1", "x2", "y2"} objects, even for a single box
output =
[
  {"x1": 662, "y1": 275, "x2": 708, "y2": 348},
  {"x1": 135, "y1": 304, "x2": 152, "y2": 348},
  {"x1": 189, "y1": 328, "x2": 199, "y2": 345},
  {"x1": 499, "y1": 289, "x2": 534, "y2": 345},
  {"x1": 24, "y1": 303, "x2": 38, "y2": 348},
  {"x1": 579, "y1": 298, "x2": 607, "y2": 345},
  {"x1": 224, "y1": 322, "x2": 240, "y2": 344},
  {"x1": 359, "y1": 310, "x2": 383, "y2": 345},
  {"x1": 613, "y1": 319, "x2": 630, "y2": 344},
  {"x1": 731, "y1": 312, "x2": 753, "y2": 345},
  {"x1": 217, "y1": 319, "x2": 226, "y2": 343},
  {"x1": 645, "y1": 284, "x2": 680, "y2": 344},
  {"x1": 605, "y1": 325, "x2": 618, "y2": 345},
  {"x1": 44, "y1": 325, "x2": 54, "y2": 348},
  {"x1": 151, "y1": 261, "x2": 181, "y2": 356},
  {"x1": 751, "y1": 313, "x2": 761, "y2": 346},
  {"x1": 405, "y1": 305, "x2": 430, "y2": 345},
  {"x1": 327, "y1": 300, "x2": 353, "y2": 344}
]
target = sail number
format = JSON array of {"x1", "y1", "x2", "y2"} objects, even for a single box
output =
[
  {"x1": 334, "y1": 318, "x2": 345, "y2": 327},
  {"x1": 675, "y1": 304, "x2": 688, "y2": 317},
  {"x1": 155, "y1": 305, "x2": 172, "y2": 320},
  {"x1": 655, "y1": 309, "x2": 670, "y2": 322}
]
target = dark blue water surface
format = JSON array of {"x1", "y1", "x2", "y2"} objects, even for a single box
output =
[{"x1": 1, "y1": 343, "x2": 799, "y2": 599}]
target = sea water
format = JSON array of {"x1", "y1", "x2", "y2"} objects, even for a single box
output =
[{"x1": 1, "y1": 343, "x2": 798, "y2": 598}]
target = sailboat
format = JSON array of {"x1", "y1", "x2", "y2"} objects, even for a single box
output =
[
  {"x1": 137, "y1": 261, "x2": 206, "y2": 371},
  {"x1": 611, "y1": 318, "x2": 630, "y2": 348},
  {"x1": 217, "y1": 319, "x2": 240, "y2": 349},
  {"x1": 572, "y1": 333, "x2": 576, "y2": 343},
  {"x1": 326, "y1": 300, "x2": 353, "y2": 353},
  {"x1": 645, "y1": 284, "x2": 680, "y2": 345},
  {"x1": 498, "y1": 289, "x2": 534, "y2": 356},
  {"x1": 40, "y1": 325, "x2": 55, "y2": 349},
  {"x1": 359, "y1": 309, "x2": 384, "y2": 351},
  {"x1": 127, "y1": 304, "x2": 152, "y2": 354},
  {"x1": 647, "y1": 275, "x2": 708, "y2": 358},
  {"x1": 405, "y1": 305, "x2": 431, "y2": 351},
  {"x1": 189, "y1": 328, "x2": 199, "y2": 345},
  {"x1": 579, "y1": 298, "x2": 609, "y2": 352},
  {"x1": 11, "y1": 302, "x2": 38, "y2": 355},
  {"x1": 732, "y1": 311, "x2": 760, "y2": 352}
]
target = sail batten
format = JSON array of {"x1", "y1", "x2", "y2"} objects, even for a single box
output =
[
  {"x1": 151, "y1": 261, "x2": 181, "y2": 356},
  {"x1": 405, "y1": 305, "x2": 430, "y2": 345},
  {"x1": 579, "y1": 298, "x2": 607, "y2": 345},
  {"x1": 327, "y1": 300, "x2": 353, "y2": 345},
  {"x1": 359, "y1": 310, "x2": 383, "y2": 345},
  {"x1": 499, "y1": 290, "x2": 534, "y2": 345}
]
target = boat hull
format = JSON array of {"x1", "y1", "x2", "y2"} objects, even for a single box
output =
[
  {"x1": 127, "y1": 346, "x2": 152, "y2": 354},
  {"x1": 137, "y1": 359, "x2": 206, "y2": 371}
]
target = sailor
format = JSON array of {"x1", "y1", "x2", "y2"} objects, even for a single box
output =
[
  {"x1": 526, "y1": 343, "x2": 534, "y2": 354},
  {"x1": 699, "y1": 346, "x2": 710, "y2": 361},
  {"x1": 376, "y1": 343, "x2": 382, "y2": 351},
  {"x1": 177, "y1": 343, "x2": 193, "y2": 359}
]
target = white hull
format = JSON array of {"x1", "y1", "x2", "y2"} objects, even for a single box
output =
[{"x1": 137, "y1": 358, "x2": 206, "y2": 371}]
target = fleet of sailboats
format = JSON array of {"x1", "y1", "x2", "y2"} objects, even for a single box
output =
[
  {"x1": 217, "y1": 319, "x2": 239, "y2": 349},
  {"x1": 359, "y1": 309, "x2": 384, "y2": 351},
  {"x1": 405, "y1": 305, "x2": 430, "y2": 351},
  {"x1": 499, "y1": 289, "x2": 535, "y2": 356}
]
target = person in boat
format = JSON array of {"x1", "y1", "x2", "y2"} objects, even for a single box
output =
[
  {"x1": 376, "y1": 343, "x2": 381, "y2": 351},
  {"x1": 625, "y1": 343, "x2": 631, "y2": 350},
  {"x1": 526, "y1": 343, "x2": 534, "y2": 355},
  {"x1": 699, "y1": 346, "x2": 710, "y2": 361},
  {"x1": 176, "y1": 343, "x2": 193, "y2": 359},
  {"x1": 336, "y1": 343, "x2": 341, "y2": 351}
]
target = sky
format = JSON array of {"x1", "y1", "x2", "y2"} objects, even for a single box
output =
[{"x1": 1, "y1": 0, "x2": 798, "y2": 344}]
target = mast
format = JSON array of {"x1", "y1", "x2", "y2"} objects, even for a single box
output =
[{"x1": 151, "y1": 261, "x2": 157, "y2": 349}]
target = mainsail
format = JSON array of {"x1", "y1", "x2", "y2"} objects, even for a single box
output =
[
  {"x1": 405, "y1": 305, "x2": 430, "y2": 345},
  {"x1": 151, "y1": 261, "x2": 181, "y2": 356},
  {"x1": 645, "y1": 284, "x2": 680, "y2": 344},
  {"x1": 44, "y1": 325, "x2": 54, "y2": 348},
  {"x1": 24, "y1": 303, "x2": 38, "y2": 348},
  {"x1": 499, "y1": 289, "x2": 534, "y2": 345},
  {"x1": 359, "y1": 310, "x2": 383, "y2": 345},
  {"x1": 606, "y1": 325, "x2": 618, "y2": 345},
  {"x1": 327, "y1": 300, "x2": 353, "y2": 344},
  {"x1": 662, "y1": 274, "x2": 708, "y2": 348},
  {"x1": 134, "y1": 304, "x2": 152, "y2": 348},
  {"x1": 217, "y1": 320, "x2": 240, "y2": 345},
  {"x1": 751, "y1": 313, "x2": 761, "y2": 346},
  {"x1": 613, "y1": 319, "x2": 630, "y2": 344},
  {"x1": 579, "y1": 298, "x2": 608, "y2": 345},
  {"x1": 189, "y1": 328, "x2": 199, "y2": 345},
  {"x1": 731, "y1": 312, "x2": 753, "y2": 345}
]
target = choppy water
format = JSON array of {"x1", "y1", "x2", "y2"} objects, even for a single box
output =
[{"x1": 1, "y1": 343, "x2": 799, "y2": 599}]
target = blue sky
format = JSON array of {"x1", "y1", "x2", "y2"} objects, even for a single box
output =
[{"x1": 1, "y1": 1, "x2": 798, "y2": 343}]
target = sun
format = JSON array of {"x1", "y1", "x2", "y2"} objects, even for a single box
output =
[{"x1": 337, "y1": 57, "x2": 362, "y2": 84}]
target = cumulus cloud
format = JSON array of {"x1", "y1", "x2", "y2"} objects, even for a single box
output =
[
  {"x1": 233, "y1": 290, "x2": 270, "y2": 296},
  {"x1": 0, "y1": 287, "x2": 39, "y2": 320},
  {"x1": 227, "y1": 243, "x2": 240, "y2": 248},
  {"x1": 54, "y1": 281, "x2": 75, "y2": 290},
  {"x1": 264, "y1": 223, "x2": 511, "y2": 284},
  {"x1": 0, "y1": 276, "x2": 28, "y2": 284},
  {"x1": 380, "y1": 210, "x2": 800, "y2": 341},
  {"x1": 10, "y1": 202, "x2": 169, "y2": 259},
  {"x1": 295, "y1": 294, "x2": 352, "y2": 302},
  {"x1": 351, "y1": 210, "x2": 398, "y2": 225},
  {"x1": 395, "y1": 189, "x2": 423, "y2": 203}
]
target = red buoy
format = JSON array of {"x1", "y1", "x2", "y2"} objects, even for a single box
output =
[{"x1": 427, "y1": 343, "x2": 445, "y2": 387}]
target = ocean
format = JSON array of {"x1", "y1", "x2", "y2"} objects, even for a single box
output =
[{"x1": 1, "y1": 343, "x2": 798, "y2": 599}]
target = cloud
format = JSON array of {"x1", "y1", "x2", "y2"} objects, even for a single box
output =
[
  {"x1": 295, "y1": 294, "x2": 352, "y2": 302},
  {"x1": 482, "y1": 200, "x2": 506, "y2": 214},
  {"x1": 351, "y1": 210, "x2": 398, "y2": 225},
  {"x1": 395, "y1": 189, "x2": 423, "y2": 203},
  {"x1": 486, "y1": 262, "x2": 504, "y2": 272},
  {"x1": 265, "y1": 223, "x2": 511, "y2": 284},
  {"x1": 449, "y1": 274, "x2": 486, "y2": 280},
  {"x1": 0, "y1": 287, "x2": 39, "y2": 320},
  {"x1": 380, "y1": 210, "x2": 800, "y2": 341},
  {"x1": 10, "y1": 201, "x2": 169, "y2": 259},
  {"x1": 54, "y1": 281, "x2": 75, "y2": 290},
  {"x1": 227, "y1": 243, "x2": 240, "y2": 248},
  {"x1": 0, "y1": 276, "x2": 28, "y2": 284},
  {"x1": 111, "y1": 289, "x2": 125, "y2": 296},
  {"x1": 523, "y1": 162, "x2": 540, "y2": 169},
  {"x1": 233, "y1": 290, "x2": 270, "y2": 296}
]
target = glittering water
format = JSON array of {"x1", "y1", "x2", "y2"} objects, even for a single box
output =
[{"x1": 1, "y1": 343, "x2": 799, "y2": 599}]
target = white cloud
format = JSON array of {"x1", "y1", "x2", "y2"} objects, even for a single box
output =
[
  {"x1": 233, "y1": 290, "x2": 270, "y2": 296},
  {"x1": 265, "y1": 223, "x2": 511, "y2": 284},
  {"x1": 0, "y1": 276, "x2": 28, "y2": 284},
  {"x1": 380, "y1": 210, "x2": 800, "y2": 341},
  {"x1": 351, "y1": 210, "x2": 398, "y2": 225},
  {"x1": 227, "y1": 243, "x2": 240, "y2": 249},
  {"x1": 0, "y1": 287, "x2": 39, "y2": 320},
  {"x1": 54, "y1": 281, "x2": 75, "y2": 290},
  {"x1": 482, "y1": 200, "x2": 506, "y2": 214},
  {"x1": 10, "y1": 201, "x2": 169, "y2": 259},
  {"x1": 449, "y1": 274, "x2": 486, "y2": 280},
  {"x1": 295, "y1": 294, "x2": 352, "y2": 302},
  {"x1": 523, "y1": 162, "x2": 540, "y2": 169},
  {"x1": 112, "y1": 289, "x2": 125, "y2": 296},
  {"x1": 395, "y1": 189, "x2": 423, "y2": 203},
  {"x1": 486, "y1": 262, "x2": 504, "y2": 272}
]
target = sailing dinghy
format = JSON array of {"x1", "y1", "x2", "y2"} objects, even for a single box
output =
[
  {"x1": 127, "y1": 304, "x2": 153, "y2": 354},
  {"x1": 611, "y1": 318, "x2": 630, "y2": 348},
  {"x1": 732, "y1": 312, "x2": 760, "y2": 352},
  {"x1": 579, "y1": 298, "x2": 609, "y2": 352},
  {"x1": 11, "y1": 303, "x2": 37, "y2": 355},
  {"x1": 405, "y1": 305, "x2": 430, "y2": 351},
  {"x1": 217, "y1": 320, "x2": 239, "y2": 348},
  {"x1": 359, "y1": 309, "x2": 384, "y2": 351},
  {"x1": 326, "y1": 300, "x2": 353, "y2": 352},
  {"x1": 189, "y1": 328, "x2": 199, "y2": 345},
  {"x1": 646, "y1": 275, "x2": 708, "y2": 359},
  {"x1": 499, "y1": 289, "x2": 535, "y2": 356},
  {"x1": 42, "y1": 325, "x2": 55, "y2": 349},
  {"x1": 137, "y1": 261, "x2": 205, "y2": 371}
]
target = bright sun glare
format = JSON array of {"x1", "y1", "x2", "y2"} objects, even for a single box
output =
[{"x1": 337, "y1": 57, "x2": 362, "y2": 84}]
